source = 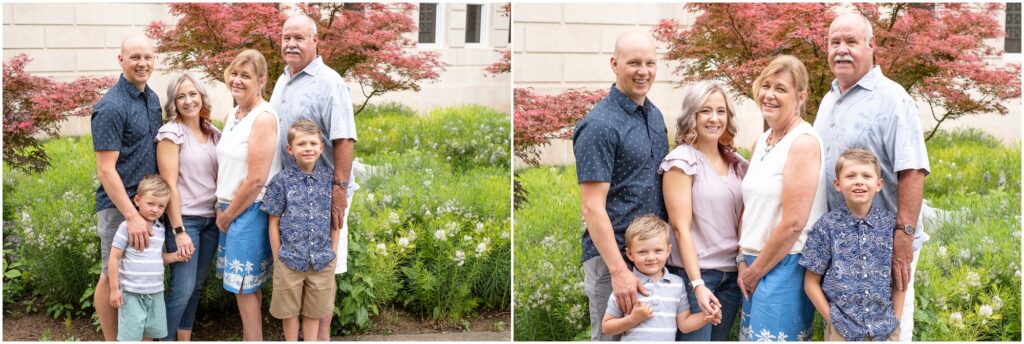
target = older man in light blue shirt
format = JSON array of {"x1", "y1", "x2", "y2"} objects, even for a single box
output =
[
  {"x1": 269, "y1": 14, "x2": 358, "y2": 341},
  {"x1": 813, "y1": 13, "x2": 929, "y2": 342}
]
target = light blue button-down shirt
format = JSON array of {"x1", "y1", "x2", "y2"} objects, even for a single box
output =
[
  {"x1": 813, "y1": 66, "x2": 930, "y2": 248},
  {"x1": 270, "y1": 56, "x2": 358, "y2": 170}
]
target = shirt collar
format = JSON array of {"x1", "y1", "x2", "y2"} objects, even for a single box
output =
[
  {"x1": 831, "y1": 65, "x2": 883, "y2": 96},
  {"x1": 609, "y1": 83, "x2": 650, "y2": 117},
  {"x1": 632, "y1": 266, "x2": 671, "y2": 284},
  {"x1": 116, "y1": 74, "x2": 150, "y2": 99},
  {"x1": 837, "y1": 203, "x2": 885, "y2": 228},
  {"x1": 291, "y1": 159, "x2": 328, "y2": 180},
  {"x1": 286, "y1": 56, "x2": 325, "y2": 79}
]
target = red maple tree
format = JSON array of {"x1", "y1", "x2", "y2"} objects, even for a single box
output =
[
  {"x1": 486, "y1": 3, "x2": 512, "y2": 76},
  {"x1": 652, "y1": 2, "x2": 1021, "y2": 139},
  {"x1": 146, "y1": 2, "x2": 446, "y2": 115},
  {"x1": 3, "y1": 54, "x2": 115, "y2": 172},
  {"x1": 513, "y1": 88, "x2": 608, "y2": 166}
]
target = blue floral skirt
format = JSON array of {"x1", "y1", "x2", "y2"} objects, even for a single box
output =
[
  {"x1": 739, "y1": 254, "x2": 815, "y2": 341},
  {"x1": 215, "y1": 202, "x2": 272, "y2": 294}
]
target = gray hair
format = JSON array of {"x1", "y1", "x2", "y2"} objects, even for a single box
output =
[
  {"x1": 287, "y1": 15, "x2": 318, "y2": 38},
  {"x1": 675, "y1": 80, "x2": 739, "y2": 147}
]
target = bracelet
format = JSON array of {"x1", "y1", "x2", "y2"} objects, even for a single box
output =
[
  {"x1": 736, "y1": 253, "x2": 747, "y2": 266},
  {"x1": 690, "y1": 279, "x2": 705, "y2": 289}
]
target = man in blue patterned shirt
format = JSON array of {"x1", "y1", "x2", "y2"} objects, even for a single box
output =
[
  {"x1": 261, "y1": 120, "x2": 338, "y2": 341},
  {"x1": 573, "y1": 31, "x2": 669, "y2": 341},
  {"x1": 801, "y1": 148, "x2": 904, "y2": 341}
]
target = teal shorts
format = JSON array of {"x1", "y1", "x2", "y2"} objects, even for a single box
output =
[{"x1": 117, "y1": 290, "x2": 168, "y2": 341}]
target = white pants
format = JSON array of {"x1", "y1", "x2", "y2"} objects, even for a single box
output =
[{"x1": 899, "y1": 247, "x2": 922, "y2": 341}]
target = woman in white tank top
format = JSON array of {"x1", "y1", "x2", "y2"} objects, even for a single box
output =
[
  {"x1": 736, "y1": 55, "x2": 827, "y2": 341},
  {"x1": 213, "y1": 49, "x2": 281, "y2": 341}
]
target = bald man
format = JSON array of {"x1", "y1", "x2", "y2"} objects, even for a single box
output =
[
  {"x1": 91, "y1": 33, "x2": 163, "y2": 340},
  {"x1": 813, "y1": 13, "x2": 929, "y2": 341},
  {"x1": 572, "y1": 31, "x2": 669, "y2": 341}
]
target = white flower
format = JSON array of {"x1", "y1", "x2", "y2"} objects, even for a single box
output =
[
  {"x1": 979, "y1": 304, "x2": 993, "y2": 318},
  {"x1": 938, "y1": 246, "x2": 947, "y2": 257},
  {"x1": 423, "y1": 179, "x2": 431, "y2": 187},
  {"x1": 950, "y1": 312, "x2": 964, "y2": 328},
  {"x1": 366, "y1": 193, "x2": 375, "y2": 202},
  {"x1": 408, "y1": 229, "x2": 417, "y2": 241},
  {"x1": 398, "y1": 237, "x2": 410, "y2": 247},
  {"x1": 425, "y1": 210, "x2": 432, "y2": 217},
  {"x1": 959, "y1": 248, "x2": 971, "y2": 260},
  {"x1": 476, "y1": 242, "x2": 487, "y2": 254},
  {"x1": 476, "y1": 222, "x2": 484, "y2": 231},
  {"x1": 376, "y1": 243, "x2": 386, "y2": 251},
  {"x1": 446, "y1": 221, "x2": 458, "y2": 232},
  {"x1": 463, "y1": 235, "x2": 472, "y2": 241},
  {"x1": 454, "y1": 250, "x2": 466, "y2": 266},
  {"x1": 993, "y1": 296, "x2": 1003, "y2": 310},
  {"x1": 382, "y1": 195, "x2": 393, "y2": 205},
  {"x1": 434, "y1": 230, "x2": 446, "y2": 241},
  {"x1": 966, "y1": 271, "x2": 980, "y2": 287},
  {"x1": 388, "y1": 212, "x2": 400, "y2": 224},
  {"x1": 500, "y1": 231, "x2": 509, "y2": 239}
]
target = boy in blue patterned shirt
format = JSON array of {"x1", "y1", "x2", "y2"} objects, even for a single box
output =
[
  {"x1": 800, "y1": 148, "x2": 906, "y2": 341},
  {"x1": 261, "y1": 120, "x2": 338, "y2": 341}
]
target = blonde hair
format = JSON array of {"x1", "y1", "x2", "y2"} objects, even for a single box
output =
[
  {"x1": 163, "y1": 73, "x2": 219, "y2": 141},
  {"x1": 835, "y1": 147, "x2": 881, "y2": 177},
  {"x1": 287, "y1": 119, "x2": 323, "y2": 144},
  {"x1": 223, "y1": 49, "x2": 269, "y2": 97},
  {"x1": 752, "y1": 55, "x2": 809, "y2": 117},
  {"x1": 625, "y1": 215, "x2": 670, "y2": 247},
  {"x1": 136, "y1": 175, "x2": 170, "y2": 198}
]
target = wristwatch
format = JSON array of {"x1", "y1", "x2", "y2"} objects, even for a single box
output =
[
  {"x1": 735, "y1": 253, "x2": 747, "y2": 266},
  {"x1": 333, "y1": 180, "x2": 350, "y2": 189},
  {"x1": 173, "y1": 226, "x2": 185, "y2": 235},
  {"x1": 897, "y1": 224, "x2": 916, "y2": 235}
]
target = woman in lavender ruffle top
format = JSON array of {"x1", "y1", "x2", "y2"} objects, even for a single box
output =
[{"x1": 659, "y1": 80, "x2": 748, "y2": 341}]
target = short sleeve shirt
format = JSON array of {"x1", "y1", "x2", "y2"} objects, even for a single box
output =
[
  {"x1": 799, "y1": 205, "x2": 898, "y2": 341},
  {"x1": 813, "y1": 66, "x2": 930, "y2": 247},
  {"x1": 260, "y1": 161, "x2": 336, "y2": 272},
  {"x1": 605, "y1": 268, "x2": 690, "y2": 341},
  {"x1": 270, "y1": 56, "x2": 358, "y2": 170},
  {"x1": 573, "y1": 84, "x2": 669, "y2": 263},
  {"x1": 91, "y1": 75, "x2": 162, "y2": 212},
  {"x1": 111, "y1": 221, "x2": 166, "y2": 294}
]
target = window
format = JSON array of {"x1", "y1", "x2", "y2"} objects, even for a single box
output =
[
  {"x1": 1007, "y1": 3, "x2": 1021, "y2": 53},
  {"x1": 465, "y1": 4, "x2": 483, "y2": 44},
  {"x1": 419, "y1": 3, "x2": 438, "y2": 44}
]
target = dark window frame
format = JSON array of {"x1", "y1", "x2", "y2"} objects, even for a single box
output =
[{"x1": 1007, "y1": 3, "x2": 1021, "y2": 54}]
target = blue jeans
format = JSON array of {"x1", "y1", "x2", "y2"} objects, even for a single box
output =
[
  {"x1": 667, "y1": 266, "x2": 742, "y2": 341},
  {"x1": 163, "y1": 215, "x2": 219, "y2": 340}
]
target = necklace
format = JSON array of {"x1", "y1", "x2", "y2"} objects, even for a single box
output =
[{"x1": 762, "y1": 126, "x2": 790, "y2": 161}]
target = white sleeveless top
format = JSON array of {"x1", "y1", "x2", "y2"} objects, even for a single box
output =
[
  {"x1": 739, "y1": 122, "x2": 827, "y2": 256},
  {"x1": 215, "y1": 101, "x2": 282, "y2": 204}
]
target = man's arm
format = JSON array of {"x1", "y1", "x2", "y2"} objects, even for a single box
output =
[
  {"x1": 893, "y1": 169, "x2": 925, "y2": 291},
  {"x1": 96, "y1": 151, "x2": 149, "y2": 251},
  {"x1": 331, "y1": 138, "x2": 355, "y2": 231},
  {"x1": 580, "y1": 181, "x2": 646, "y2": 314}
]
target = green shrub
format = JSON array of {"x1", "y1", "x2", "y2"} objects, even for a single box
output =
[
  {"x1": 513, "y1": 165, "x2": 588, "y2": 341},
  {"x1": 2, "y1": 136, "x2": 100, "y2": 317}
]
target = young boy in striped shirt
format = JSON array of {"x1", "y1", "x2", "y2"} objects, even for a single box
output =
[
  {"x1": 108, "y1": 175, "x2": 184, "y2": 341},
  {"x1": 602, "y1": 215, "x2": 722, "y2": 341}
]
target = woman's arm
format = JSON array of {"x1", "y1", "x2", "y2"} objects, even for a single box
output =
[
  {"x1": 217, "y1": 112, "x2": 278, "y2": 231},
  {"x1": 156, "y1": 139, "x2": 193, "y2": 260},
  {"x1": 663, "y1": 168, "x2": 719, "y2": 315},
  {"x1": 740, "y1": 135, "x2": 821, "y2": 294}
]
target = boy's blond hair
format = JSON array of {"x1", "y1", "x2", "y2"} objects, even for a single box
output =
[
  {"x1": 136, "y1": 175, "x2": 170, "y2": 198},
  {"x1": 835, "y1": 147, "x2": 881, "y2": 177},
  {"x1": 625, "y1": 215, "x2": 671, "y2": 247},
  {"x1": 287, "y1": 119, "x2": 323, "y2": 144}
]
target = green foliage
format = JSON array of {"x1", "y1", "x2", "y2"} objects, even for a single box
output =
[
  {"x1": 513, "y1": 165, "x2": 588, "y2": 341},
  {"x1": 513, "y1": 129, "x2": 1020, "y2": 341},
  {"x1": 2, "y1": 136, "x2": 101, "y2": 318}
]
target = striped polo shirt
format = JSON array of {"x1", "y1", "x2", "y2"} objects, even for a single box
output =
[
  {"x1": 606, "y1": 268, "x2": 690, "y2": 341},
  {"x1": 111, "y1": 221, "x2": 166, "y2": 294}
]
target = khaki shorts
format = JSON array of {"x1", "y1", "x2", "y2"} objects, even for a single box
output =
[
  {"x1": 825, "y1": 319, "x2": 900, "y2": 341},
  {"x1": 270, "y1": 259, "x2": 337, "y2": 319}
]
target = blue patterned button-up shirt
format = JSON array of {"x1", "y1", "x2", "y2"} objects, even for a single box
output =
[
  {"x1": 260, "y1": 161, "x2": 336, "y2": 272},
  {"x1": 813, "y1": 66, "x2": 930, "y2": 249},
  {"x1": 91, "y1": 74, "x2": 162, "y2": 212},
  {"x1": 572, "y1": 84, "x2": 669, "y2": 264},
  {"x1": 799, "y1": 205, "x2": 898, "y2": 341}
]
